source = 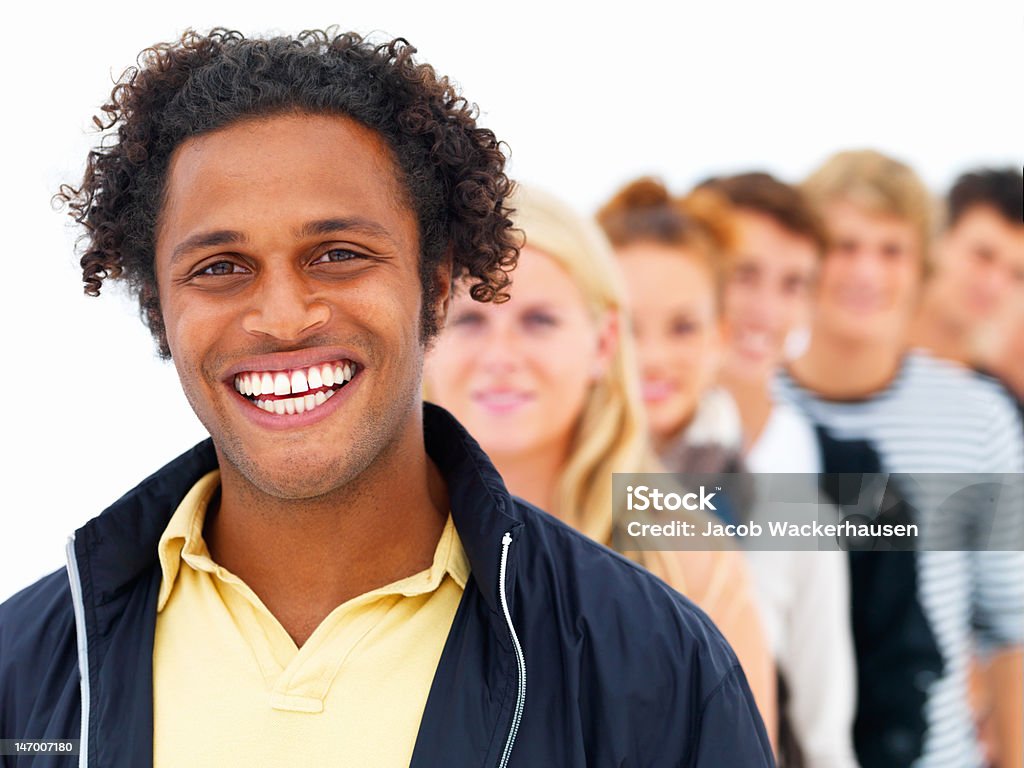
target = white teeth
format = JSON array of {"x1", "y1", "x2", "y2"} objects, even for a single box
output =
[
  {"x1": 307, "y1": 365, "x2": 323, "y2": 389},
  {"x1": 238, "y1": 360, "x2": 354, "y2": 414},
  {"x1": 274, "y1": 372, "x2": 290, "y2": 397},
  {"x1": 291, "y1": 370, "x2": 309, "y2": 394},
  {"x1": 325, "y1": 388, "x2": 335, "y2": 399},
  {"x1": 321, "y1": 364, "x2": 335, "y2": 387}
]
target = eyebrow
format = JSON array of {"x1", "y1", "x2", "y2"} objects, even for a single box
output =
[
  {"x1": 171, "y1": 230, "x2": 247, "y2": 264},
  {"x1": 297, "y1": 217, "x2": 394, "y2": 242},
  {"x1": 170, "y1": 217, "x2": 396, "y2": 265}
]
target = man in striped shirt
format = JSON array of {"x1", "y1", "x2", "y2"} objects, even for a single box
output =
[{"x1": 778, "y1": 149, "x2": 1024, "y2": 768}]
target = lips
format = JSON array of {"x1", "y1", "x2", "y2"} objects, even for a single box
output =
[
  {"x1": 472, "y1": 389, "x2": 533, "y2": 415},
  {"x1": 231, "y1": 359, "x2": 357, "y2": 416},
  {"x1": 642, "y1": 380, "x2": 677, "y2": 403}
]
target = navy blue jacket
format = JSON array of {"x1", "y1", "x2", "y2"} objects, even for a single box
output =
[{"x1": 1, "y1": 404, "x2": 773, "y2": 767}]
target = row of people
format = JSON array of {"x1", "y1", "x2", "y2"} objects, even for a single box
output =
[{"x1": 424, "y1": 154, "x2": 1024, "y2": 768}]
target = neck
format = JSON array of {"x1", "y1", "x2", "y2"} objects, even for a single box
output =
[
  {"x1": 790, "y1": 329, "x2": 905, "y2": 399},
  {"x1": 205, "y1": 412, "x2": 448, "y2": 648},
  {"x1": 488, "y1": 437, "x2": 569, "y2": 523},
  {"x1": 988, "y1": 350, "x2": 1024, "y2": 402},
  {"x1": 909, "y1": 289, "x2": 974, "y2": 366},
  {"x1": 718, "y1": 369, "x2": 774, "y2": 451}
]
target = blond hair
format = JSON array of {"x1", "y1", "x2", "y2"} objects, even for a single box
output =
[
  {"x1": 510, "y1": 184, "x2": 658, "y2": 542},
  {"x1": 802, "y1": 149, "x2": 937, "y2": 262},
  {"x1": 504, "y1": 186, "x2": 727, "y2": 588}
]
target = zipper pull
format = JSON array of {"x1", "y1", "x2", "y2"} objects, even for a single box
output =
[{"x1": 502, "y1": 532, "x2": 512, "y2": 546}]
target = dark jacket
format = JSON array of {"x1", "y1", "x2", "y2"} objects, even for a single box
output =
[
  {"x1": 815, "y1": 427, "x2": 944, "y2": 768},
  {"x1": 0, "y1": 404, "x2": 773, "y2": 767}
]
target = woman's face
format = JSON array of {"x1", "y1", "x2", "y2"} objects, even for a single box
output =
[
  {"x1": 616, "y1": 243, "x2": 723, "y2": 444},
  {"x1": 424, "y1": 245, "x2": 615, "y2": 460}
]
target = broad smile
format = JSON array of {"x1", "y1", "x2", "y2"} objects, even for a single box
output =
[{"x1": 231, "y1": 359, "x2": 359, "y2": 416}]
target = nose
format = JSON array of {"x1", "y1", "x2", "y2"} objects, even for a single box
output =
[
  {"x1": 241, "y1": 267, "x2": 330, "y2": 342},
  {"x1": 476, "y1": 320, "x2": 525, "y2": 374}
]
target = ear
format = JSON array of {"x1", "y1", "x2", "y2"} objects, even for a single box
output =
[
  {"x1": 432, "y1": 252, "x2": 455, "y2": 330},
  {"x1": 591, "y1": 309, "x2": 621, "y2": 382}
]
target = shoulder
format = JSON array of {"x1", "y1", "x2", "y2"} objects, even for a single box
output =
[
  {"x1": 507, "y1": 500, "x2": 771, "y2": 762},
  {"x1": 903, "y1": 350, "x2": 1016, "y2": 410},
  {"x1": 510, "y1": 499, "x2": 744, "y2": 694},
  {"x1": 0, "y1": 568, "x2": 78, "y2": 698},
  {"x1": 0, "y1": 566, "x2": 75, "y2": 642},
  {"x1": 749, "y1": 402, "x2": 821, "y2": 472}
]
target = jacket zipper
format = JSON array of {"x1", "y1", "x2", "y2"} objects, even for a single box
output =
[
  {"x1": 65, "y1": 535, "x2": 91, "y2": 768},
  {"x1": 497, "y1": 531, "x2": 526, "y2": 768}
]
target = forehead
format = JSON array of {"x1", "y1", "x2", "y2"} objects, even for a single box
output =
[
  {"x1": 951, "y1": 205, "x2": 1024, "y2": 243},
  {"x1": 157, "y1": 113, "x2": 413, "y2": 250},
  {"x1": 616, "y1": 242, "x2": 716, "y2": 309},
  {"x1": 459, "y1": 245, "x2": 584, "y2": 307},
  {"x1": 824, "y1": 200, "x2": 918, "y2": 242},
  {"x1": 733, "y1": 210, "x2": 819, "y2": 264}
]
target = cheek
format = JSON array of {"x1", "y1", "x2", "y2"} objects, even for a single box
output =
[{"x1": 423, "y1": 339, "x2": 478, "y2": 399}]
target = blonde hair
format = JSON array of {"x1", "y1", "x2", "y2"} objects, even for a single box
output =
[
  {"x1": 802, "y1": 149, "x2": 936, "y2": 262},
  {"x1": 507, "y1": 186, "x2": 727, "y2": 588},
  {"x1": 510, "y1": 184, "x2": 659, "y2": 543}
]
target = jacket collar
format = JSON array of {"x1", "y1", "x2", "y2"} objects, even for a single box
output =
[{"x1": 74, "y1": 402, "x2": 523, "y2": 615}]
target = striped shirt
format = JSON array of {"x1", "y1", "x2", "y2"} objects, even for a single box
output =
[{"x1": 776, "y1": 350, "x2": 1024, "y2": 768}]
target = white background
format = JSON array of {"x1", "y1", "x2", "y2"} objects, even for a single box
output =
[{"x1": 1, "y1": 0, "x2": 1021, "y2": 601}]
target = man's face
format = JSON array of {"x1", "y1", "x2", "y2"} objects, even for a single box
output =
[
  {"x1": 722, "y1": 210, "x2": 818, "y2": 382},
  {"x1": 812, "y1": 200, "x2": 922, "y2": 346},
  {"x1": 932, "y1": 205, "x2": 1024, "y2": 327},
  {"x1": 155, "y1": 113, "x2": 436, "y2": 500}
]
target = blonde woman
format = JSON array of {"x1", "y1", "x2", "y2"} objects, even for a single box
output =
[{"x1": 424, "y1": 184, "x2": 776, "y2": 738}]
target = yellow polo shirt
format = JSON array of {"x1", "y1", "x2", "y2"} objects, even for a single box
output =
[{"x1": 152, "y1": 470, "x2": 469, "y2": 767}]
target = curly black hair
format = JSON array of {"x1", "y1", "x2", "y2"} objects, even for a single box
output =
[{"x1": 57, "y1": 27, "x2": 519, "y2": 358}]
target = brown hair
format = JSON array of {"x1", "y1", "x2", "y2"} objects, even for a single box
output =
[
  {"x1": 698, "y1": 172, "x2": 829, "y2": 255},
  {"x1": 947, "y1": 167, "x2": 1023, "y2": 229},
  {"x1": 596, "y1": 177, "x2": 736, "y2": 308}
]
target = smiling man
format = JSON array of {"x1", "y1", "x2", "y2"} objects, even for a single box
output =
[
  {"x1": 0, "y1": 28, "x2": 772, "y2": 768},
  {"x1": 910, "y1": 167, "x2": 1024, "y2": 368}
]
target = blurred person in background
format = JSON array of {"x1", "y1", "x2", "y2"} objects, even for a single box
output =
[
  {"x1": 779, "y1": 149, "x2": 1024, "y2": 768},
  {"x1": 699, "y1": 172, "x2": 859, "y2": 767},
  {"x1": 596, "y1": 180, "x2": 742, "y2": 474},
  {"x1": 599, "y1": 177, "x2": 857, "y2": 767},
  {"x1": 910, "y1": 167, "x2": 1024, "y2": 369},
  {"x1": 423, "y1": 183, "x2": 778, "y2": 740},
  {"x1": 981, "y1": 300, "x2": 1024, "y2": 410}
]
